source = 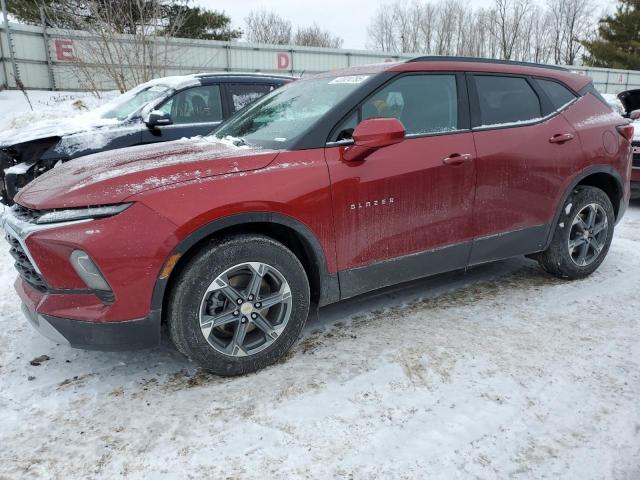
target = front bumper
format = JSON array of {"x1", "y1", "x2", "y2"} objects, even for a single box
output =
[
  {"x1": 21, "y1": 302, "x2": 161, "y2": 351},
  {"x1": 2, "y1": 202, "x2": 179, "y2": 351}
]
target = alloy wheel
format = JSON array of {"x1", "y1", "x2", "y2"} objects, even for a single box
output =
[
  {"x1": 199, "y1": 262, "x2": 292, "y2": 357},
  {"x1": 568, "y1": 203, "x2": 608, "y2": 267}
]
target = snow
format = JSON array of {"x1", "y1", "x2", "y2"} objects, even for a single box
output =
[
  {"x1": 632, "y1": 120, "x2": 640, "y2": 142},
  {"x1": 601, "y1": 93, "x2": 624, "y2": 116},
  {"x1": 0, "y1": 90, "x2": 119, "y2": 148},
  {"x1": 1, "y1": 203, "x2": 639, "y2": 478},
  {"x1": 1, "y1": 90, "x2": 640, "y2": 478}
]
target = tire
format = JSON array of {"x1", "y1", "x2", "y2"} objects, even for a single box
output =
[
  {"x1": 167, "y1": 234, "x2": 310, "y2": 376},
  {"x1": 537, "y1": 186, "x2": 615, "y2": 279}
]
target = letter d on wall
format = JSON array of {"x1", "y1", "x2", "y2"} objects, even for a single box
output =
[{"x1": 277, "y1": 52, "x2": 290, "y2": 70}]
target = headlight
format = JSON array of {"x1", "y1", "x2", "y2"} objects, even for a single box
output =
[{"x1": 36, "y1": 203, "x2": 132, "y2": 225}]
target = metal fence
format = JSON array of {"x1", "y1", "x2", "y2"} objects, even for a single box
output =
[{"x1": 1, "y1": 21, "x2": 639, "y2": 94}]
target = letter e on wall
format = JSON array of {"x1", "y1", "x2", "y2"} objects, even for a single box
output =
[{"x1": 55, "y1": 39, "x2": 75, "y2": 61}]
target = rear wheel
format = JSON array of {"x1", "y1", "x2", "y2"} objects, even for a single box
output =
[
  {"x1": 537, "y1": 186, "x2": 615, "y2": 279},
  {"x1": 168, "y1": 234, "x2": 310, "y2": 376}
]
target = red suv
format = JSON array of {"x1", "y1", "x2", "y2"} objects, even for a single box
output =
[{"x1": 2, "y1": 57, "x2": 632, "y2": 375}]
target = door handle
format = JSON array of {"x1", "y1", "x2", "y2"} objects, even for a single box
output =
[
  {"x1": 442, "y1": 153, "x2": 473, "y2": 166},
  {"x1": 549, "y1": 133, "x2": 574, "y2": 144}
]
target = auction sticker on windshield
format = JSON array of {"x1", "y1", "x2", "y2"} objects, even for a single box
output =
[{"x1": 329, "y1": 75, "x2": 370, "y2": 84}]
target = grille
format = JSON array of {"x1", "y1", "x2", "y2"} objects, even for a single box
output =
[
  {"x1": 6, "y1": 232, "x2": 47, "y2": 292},
  {"x1": 12, "y1": 204, "x2": 43, "y2": 224},
  {"x1": 634, "y1": 154, "x2": 640, "y2": 168}
]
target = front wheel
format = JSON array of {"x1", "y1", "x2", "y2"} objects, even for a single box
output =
[
  {"x1": 537, "y1": 186, "x2": 615, "y2": 279},
  {"x1": 168, "y1": 234, "x2": 310, "y2": 376}
]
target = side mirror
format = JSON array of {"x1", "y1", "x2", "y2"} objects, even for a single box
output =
[
  {"x1": 630, "y1": 109, "x2": 640, "y2": 120},
  {"x1": 342, "y1": 118, "x2": 405, "y2": 162},
  {"x1": 144, "y1": 110, "x2": 172, "y2": 128}
]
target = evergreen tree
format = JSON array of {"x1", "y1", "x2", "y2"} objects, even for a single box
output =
[
  {"x1": 163, "y1": 5, "x2": 242, "y2": 41},
  {"x1": 582, "y1": 0, "x2": 640, "y2": 69},
  {"x1": 6, "y1": 0, "x2": 241, "y2": 41}
]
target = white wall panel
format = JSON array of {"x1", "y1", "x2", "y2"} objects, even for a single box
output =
[{"x1": 0, "y1": 22, "x2": 638, "y2": 95}]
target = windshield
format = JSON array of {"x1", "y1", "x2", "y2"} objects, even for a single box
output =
[
  {"x1": 99, "y1": 85, "x2": 170, "y2": 121},
  {"x1": 213, "y1": 75, "x2": 371, "y2": 149}
]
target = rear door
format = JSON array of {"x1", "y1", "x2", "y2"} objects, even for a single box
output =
[
  {"x1": 468, "y1": 73, "x2": 583, "y2": 264},
  {"x1": 325, "y1": 73, "x2": 477, "y2": 298},
  {"x1": 140, "y1": 84, "x2": 225, "y2": 144}
]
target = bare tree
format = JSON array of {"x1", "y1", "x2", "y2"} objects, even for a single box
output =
[
  {"x1": 45, "y1": 0, "x2": 189, "y2": 93},
  {"x1": 244, "y1": 9, "x2": 291, "y2": 45},
  {"x1": 494, "y1": 0, "x2": 532, "y2": 60},
  {"x1": 549, "y1": 0, "x2": 594, "y2": 65},
  {"x1": 365, "y1": 0, "x2": 597, "y2": 65},
  {"x1": 294, "y1": 24, "x2": 343, "y2": 48}
]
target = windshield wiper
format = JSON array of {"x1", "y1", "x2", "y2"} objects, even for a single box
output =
[
  {"x1": 229, "y1": 136, "x2": 247, "y2": 146},
  {"x1": 221, "y1": 135, "x2": 251, "y2": 147}
]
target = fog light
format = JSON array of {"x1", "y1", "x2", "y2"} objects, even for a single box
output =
[{"x1": 70, "y1": 250, "x2": 111, "y2": 291}]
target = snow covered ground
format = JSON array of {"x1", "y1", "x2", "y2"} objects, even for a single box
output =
[{"x1": 0, "y1": 91, "x2": 640, "y2": 479}]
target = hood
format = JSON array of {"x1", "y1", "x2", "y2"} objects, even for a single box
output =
[
  {"x1": 0, "y1": 113, "x2": 121, "y2": 149},
  {"x1": 15, "y1": 137, "x2": 279, "y2": 209}
]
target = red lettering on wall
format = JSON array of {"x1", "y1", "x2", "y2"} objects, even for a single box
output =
[
  {"x1": 55, "y1": 39, "x2": 75, "y2": 61},
  {"x1": 277, "y1": 52, "x2": 290, "y2": 70}
]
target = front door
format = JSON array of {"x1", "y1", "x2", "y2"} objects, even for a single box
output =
[
  {"x1": 325, "y1": 73, "x2": 477, "y2": 298},
  {"x1": 140, "y1": 84, "x2": 224, "y2": 144}
]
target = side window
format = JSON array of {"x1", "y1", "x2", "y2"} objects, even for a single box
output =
[
  {"x1": 158, "y1": 85, "x2": 223, "y2": 124},
  {"x1": 361, "y1": 74, "x2": 458, "y2": 135},
  {"x1": 331, "y1": 111, "x2": 358, "y2": 142},
  {"x1": 537, "y1": 78, "x2": 576, "y2": 110},
  {"x1": 227, "y1": 83, "x2": 274, "y2": 113},
  {"x1": 474, "y1": 76, "x2": 541, "y2": 126}
]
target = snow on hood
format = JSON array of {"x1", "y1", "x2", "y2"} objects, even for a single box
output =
[
  {"x1": 0, "y1": 76, "x2": 199, "y2": 149},
  {"x1": 0, "y1": 111, "x2": 120, "y2": 148},
  {"x1": 15, "y1": 137, "x2": 278, "y2": 209}
]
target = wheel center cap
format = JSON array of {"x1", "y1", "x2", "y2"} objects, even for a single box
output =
[{"x1": 240, "y1": 302, "x2": 254, "y2": 316}]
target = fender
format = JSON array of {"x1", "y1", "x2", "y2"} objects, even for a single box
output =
[
  {"x1": 542, "y1": 164, "x2": 625, "y2": 251},
  {"x1": 150, "y1": 212, "x2": 341, "y2": 313}
]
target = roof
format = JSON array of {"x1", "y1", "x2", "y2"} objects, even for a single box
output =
[{"x1": 387, "y1": 57, "x2": 590, "y2": 92}]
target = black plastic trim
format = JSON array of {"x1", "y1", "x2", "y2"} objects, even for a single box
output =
[
  {"x1": 34, "y1": 309, "x2": 161, "y2": 351},
  {"x1": 543, "y1": 165, "x2": 626, "y2": 250},
  {"x1": 339, "y1": 242, "x2": 471, "y2": 300},
  {"x1": 527, "y1": 76, "x2": 556, "y2": 117},
  {"x1": 468, "y1": 224, "x2": 550, "y2": 266},
  {"x1": 151, "y1": 212, "x2": 340, "y2": 312}
]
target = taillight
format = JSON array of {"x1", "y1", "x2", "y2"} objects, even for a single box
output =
[{"x1": 617, "y1": 124, "x2": 634, "y2": 141}]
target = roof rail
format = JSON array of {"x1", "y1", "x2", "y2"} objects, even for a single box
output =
[
  {"x1": 193, "y1": 72, "x2": 295, "y2": 79},
  {"x1": 407, "y1": 56, "x2": 568, "y2": 72}
]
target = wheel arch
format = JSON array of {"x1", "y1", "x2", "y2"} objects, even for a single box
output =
[
  {"x1": 151, "y1": 212, "x2": 340, "y2": 318},
  {"x1": 543, "y1": 165, "x2": 624, "y2": 250}
]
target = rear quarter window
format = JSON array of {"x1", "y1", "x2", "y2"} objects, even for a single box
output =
[
  {"x1": 537, "y1": 79, "x2": 576, "y2": 110},
  {"x1": 227, "y1": 83, "x2": 275, "y2": 113},
  {"x1": 474, "y1": 75, "x2": 542, "y2": 127}
]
